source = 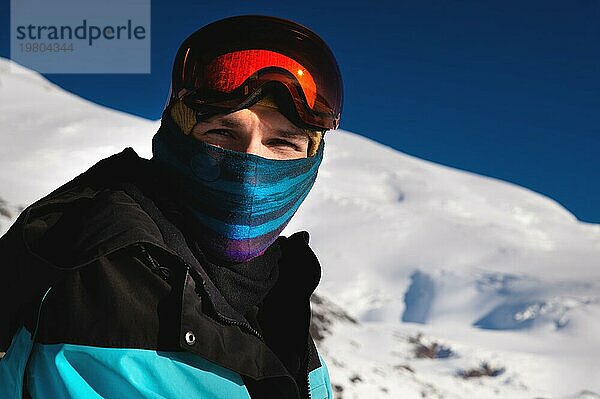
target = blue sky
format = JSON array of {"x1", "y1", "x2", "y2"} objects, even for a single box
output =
[{"x1": 1, "y1": 1, "x2": 598, "y2": 223}]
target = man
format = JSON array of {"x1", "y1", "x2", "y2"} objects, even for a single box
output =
[{"x1": 0, "y1": 14, "x2": 343, "y2": 398}]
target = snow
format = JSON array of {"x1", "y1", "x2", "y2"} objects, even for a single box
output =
[{"x1": 1, "y1": 57, "x2": 599, "y2": 398}]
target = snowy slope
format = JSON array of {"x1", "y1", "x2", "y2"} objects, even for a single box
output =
[
  {"x1": 1, "y1": 57, "x2": 599, "y2": 398},
  {"x1": 0, "y1": 57, "x2": 156, "y2": 216},
  {"x1": 291, "y1": 131, "x2": 600, "y2": 398}
]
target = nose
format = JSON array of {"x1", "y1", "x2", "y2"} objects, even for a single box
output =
[{"x1": 238, "y1": 131, "x2": 266, "y2": 157}]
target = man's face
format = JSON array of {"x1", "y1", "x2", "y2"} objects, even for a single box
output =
[{"x1": 190, "y1": 103, "x2": 310, "y2": 160}]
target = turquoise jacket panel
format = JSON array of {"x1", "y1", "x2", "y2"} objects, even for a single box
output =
[
  {"x1": 308, "y1": 354, "x2": 334, "y2": 399},
  {"x1": 0, "y1": 326, "x2": 334, "y2": 398},
  {"x1": 0, "y1": 326, "x2": 32, "y2": 398}
]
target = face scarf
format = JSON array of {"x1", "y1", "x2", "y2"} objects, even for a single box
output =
[{"x1": 151, "y1": 116, "x2": 324, "y2": 264}]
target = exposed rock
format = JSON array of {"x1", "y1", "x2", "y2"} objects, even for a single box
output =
[
  {"x1": 310, "y1": 293, "x2": 358, "y2": 342},
  {"x1": 409, "y1": 333, "x2": 455, "y2": 359},
  {"x1": 0, "y1": 196, "x2": 12, "y2": 218},
  {"x1": 457, "y1": 362, "x2": 505, "y2": 379}
]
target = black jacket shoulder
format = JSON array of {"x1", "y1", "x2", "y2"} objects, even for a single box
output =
[{"x1": 0, "y1": 147, "x2": 168, "y2": 350}]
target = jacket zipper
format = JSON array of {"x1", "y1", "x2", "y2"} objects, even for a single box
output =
[
  {"x1": 306, "y1": 341, "x2": 313, "y2": 399},
  {"x1": 306, "y1": 367, "x2": 312, "y2": 398},
  {"x1": 134, "y1": 243, "x2": 170, "y2": 281},
  {"x1": 182, "y1": 260, "x2": 265, "y2": 341},
  {"x1": 204, "y1": 300, "x2": 265, "y2": 341},
  {"x1": 135, "y1": 242, "x2": 265, "y2": 341}
]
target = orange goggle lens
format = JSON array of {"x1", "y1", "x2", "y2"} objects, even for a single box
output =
[{"x1": 206, "y1": 49, "x2": 318, "y2": 109}]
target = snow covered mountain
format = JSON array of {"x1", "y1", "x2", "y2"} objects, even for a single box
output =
[{"x1": 1, "y1": 57, "x2": 599, "y2": 398}]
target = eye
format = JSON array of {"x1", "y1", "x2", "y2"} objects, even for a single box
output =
[
  {"x1": 206, "y1": 129, "x2": 232, "y2": 137},
  {"x1": 269, "y1": 139, "x2": 301, "y2": 151}
]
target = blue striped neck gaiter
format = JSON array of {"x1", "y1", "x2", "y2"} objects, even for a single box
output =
[{"x1": 151, "y1": 118, "x2": 323, "y2": 264}]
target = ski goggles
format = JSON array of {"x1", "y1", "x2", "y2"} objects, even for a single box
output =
[{"x1": 169, "y1": 16, "x2": 344, "y2": 131}]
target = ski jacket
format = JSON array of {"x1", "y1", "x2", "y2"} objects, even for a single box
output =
[{"x1": 0, "y1": 147, "x2": 333, "y2": 398}]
